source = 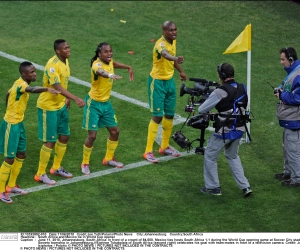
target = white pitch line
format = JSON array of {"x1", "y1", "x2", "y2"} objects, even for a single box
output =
[{"x1": 9, "y1": 150, "x2": 198, "y2": 197}]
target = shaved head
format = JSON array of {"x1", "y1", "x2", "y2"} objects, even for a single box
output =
[{"x1": 162, "y1": 21, "x2": 175, "y2": 31}]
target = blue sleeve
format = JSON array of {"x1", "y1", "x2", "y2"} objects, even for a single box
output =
[{"x1": 281, "y1": 75, "x2": 300, "y2": 105}]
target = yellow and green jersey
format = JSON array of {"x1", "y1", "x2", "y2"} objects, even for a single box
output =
[
  {"x1": 4, "y1": 77, "x2": 29, "y2": 124},
  {"x1": 37, "y1": 55, "x2": 70, "y2": 110},
  {"x1": 150, "y1": 36, "x2": 176, "y2": 80},
  {"x1": 89, "y1": 58, "x2": 114, "y2": 102}
]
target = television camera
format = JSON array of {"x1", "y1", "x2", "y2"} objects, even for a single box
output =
[
  {"x1": 172, "y1": 78, "x2": 252, "y2": 154},
  {"x1": 172, "y1": 78, "x2": 219, "y2": 154},
  {"x1": 180, "y1": 78, "x2": 219, "y2": 106}
]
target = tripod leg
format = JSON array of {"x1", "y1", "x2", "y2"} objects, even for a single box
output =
[
  {"x1": 244, "y1": 123, "x2": 252, "y2": 142},
  {"x1": 199, "y1": 128, "x2": 206, "y2": 148},
  {"x1": 195, "y1": 128, "x2": 206, "y2": 155}
]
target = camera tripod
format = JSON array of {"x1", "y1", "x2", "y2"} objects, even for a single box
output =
[{"x1": 194, "y1": 127, "x2": 206, "y2": 154}]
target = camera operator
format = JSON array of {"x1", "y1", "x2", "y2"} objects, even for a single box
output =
[
  {"x1": 274, "y1": 47, "x2": 300, "y2": 187},
  {"x1": 198, "y1": 63, "x2": 252, "y2": 197}
]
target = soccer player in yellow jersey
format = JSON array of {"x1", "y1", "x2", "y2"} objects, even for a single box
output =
[
  {"x1": 34, "y1": 39, "x2": 85, "y2": 185},
  {"x1": 143, "y1": 21, "x2": 187, "y2": 163},
  {"x1": 0, "y1": 61, "x2": 60, "y2": 204},
  {"x1": 80, "y1": 42, "x2": 134, "y2": 175}
]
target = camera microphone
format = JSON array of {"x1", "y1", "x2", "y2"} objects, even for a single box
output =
[
  {"x1": 189, "y1": 78, "x2": 207, "y2": 82},
  {"x1": 189, "y1": 78, "x2": 217, "y2": 85}
]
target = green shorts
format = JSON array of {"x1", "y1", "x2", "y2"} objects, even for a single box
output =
[
  {"x1": 147, "y1": 75, "x2": 176, "y2": 116},
  {"x1": 0, "y1": 120, "x2": 26, "y2": 158},
  {"x1": 82, "y1": 95, "x2": 118, "y2": 131},
  {"x1": 37, "y1": 105, "x2": 70, "y2": 142}
]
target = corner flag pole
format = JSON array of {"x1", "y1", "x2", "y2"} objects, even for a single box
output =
[
  {"x1": 246, "y1": 50, "x2": 251, "y2": 143},
  {"x1": 223, "y1": 23, "x2": 252, "y2": 143}
]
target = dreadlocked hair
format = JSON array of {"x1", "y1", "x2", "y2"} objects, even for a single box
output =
[{"x1": 90, "y1": 42, "x2": 110, "y2": 67}]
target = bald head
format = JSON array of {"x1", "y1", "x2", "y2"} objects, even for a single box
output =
[{"x1": 162, "y1": 21, "x2": 175, "y2": 31}]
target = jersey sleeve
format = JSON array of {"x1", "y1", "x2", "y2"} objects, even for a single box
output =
[
  {"x1": 92, "y1": 61, "x2": 103, "y2": 75},
  {"x1": 7, "y1": 79, "x2": 27, "y2": 96},
  {"x1": 155, "y1": 41, "x2": 167, "y2": 54},
  {"x1": 45, "y1": 63, "x2": 61, "y2": 86},
  {"x1": 18, "y1": 81, "x2": 28, "y2": 93}
]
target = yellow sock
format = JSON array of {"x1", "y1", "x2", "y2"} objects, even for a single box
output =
[
  {"x1": 7, "y1": 157, "x2": 24, "y2": 188},
  {"x1": 52, "y1": 140, "x2": 67, "y2": 170},
  {"x1": 0, "y1": 162, "x2": 12, "y2": 193},
  {"x1": 37, "y1": 145, "x2": 52, "y2": 176},
  {"x1": 145, "y1": 119, "x2": 159, "y2": 153},
  {"x1": 82, "y1": 145, "x2": 93, "y2": 165},
  {"x1": 104, "y1": 139, "x2": 118, "y2": 161},
  {"x1": 161, "y1": 117, "x2": 173, "y2": 149}
]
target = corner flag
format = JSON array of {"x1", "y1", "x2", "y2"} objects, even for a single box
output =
[
  {"x1": 223, "y1": 24, "x2": 251, "y2": 54},
  {"x1": 223, "y1": 24, "x2": 252, "y2": 143}
]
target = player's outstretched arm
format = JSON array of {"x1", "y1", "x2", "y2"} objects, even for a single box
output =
[
  {"x1": 96, "y1": 68, "x2": 123, "y2": 80},
  {"x1": 53, "y1": 84, "x2": 85, "y2": 108},
  {"x1": 161, "y1": 50, "x2": 184, "y2": 64},
  {"x1": 25, "y1": 86, "x2": 60, "y2": 95},
  {"x1": 113, "y1": 61, "x2": 134, "y2": 81}
]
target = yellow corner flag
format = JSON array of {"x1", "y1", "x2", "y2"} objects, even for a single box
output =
[{"x1": 223, "y1": 24, "x2": 251, "y2": 54}]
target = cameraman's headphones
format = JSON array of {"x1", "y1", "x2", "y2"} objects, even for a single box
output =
[
  {"x1": 286, "y1": 47, "x2": 294, "y2": 62},
  {"x1": 217, "y1": 63, "x2": 227, "y2": 80}
]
